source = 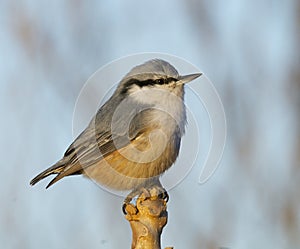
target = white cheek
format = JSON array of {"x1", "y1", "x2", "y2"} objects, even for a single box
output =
[
  {"x1": 127, "y1": 85, "x2": 154, "y2": 104},
  {"x1": 128, "y1": 86, "x2": 186, "y2": 134},
  {"x1": 128, "y1": 85, "x2": 183, "y2": 105}
]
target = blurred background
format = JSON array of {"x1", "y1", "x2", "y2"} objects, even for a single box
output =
[{"x1": 1, "y1": 0, "x2": 299, "y2": 248}]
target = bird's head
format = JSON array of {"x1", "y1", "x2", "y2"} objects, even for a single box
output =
[{"x1": 117, "y1": 59, "x2": 201, "y2": 103}]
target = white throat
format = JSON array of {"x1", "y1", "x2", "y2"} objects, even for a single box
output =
[{"x1": 128, "y1": 85, "x2": 186, "y2": 135}]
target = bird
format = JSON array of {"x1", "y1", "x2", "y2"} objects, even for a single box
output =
[{"x1": 30, "y1": 59, "x2": 201, "y2": 207}]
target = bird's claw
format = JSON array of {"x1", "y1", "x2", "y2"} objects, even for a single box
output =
[
  {"x1": 122, "y1": 202, "x2": 128, "y2": 215},
  {"x1": 122, "y1": 195, "x2": 133, "y2": 215},
  {"x1": 158, "y1": 190, "x2": 169, "y2": 202},
  {"x1": 122, "y1": 184, "x2": 169, "y2": 215}
]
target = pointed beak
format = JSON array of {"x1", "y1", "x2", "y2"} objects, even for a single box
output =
[{"x1": 177, "y1": 73, "x2": 202, "y2": 84}]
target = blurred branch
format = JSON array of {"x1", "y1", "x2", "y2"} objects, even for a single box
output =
[{"x1": 124, "y1": 189, "x2": 173, "y2": 249}]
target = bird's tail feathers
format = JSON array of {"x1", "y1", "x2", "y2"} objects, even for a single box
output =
[{"x1": 30, "y1": 160, "x2": 65, "y2": 187}]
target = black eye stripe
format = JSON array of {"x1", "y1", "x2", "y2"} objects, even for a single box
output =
[
  {"x1": 121, "y1": 77, "x2": 178, "y2": 94},
  {"x1": 136, "y1": 79, "x2": 156, "y2": 87},
  {"x1": 160, "y1": 77, "x2": 177, "y2": 85},
  {"x1": 133, "y1": 77, "x2": 177, "y2": 87}
]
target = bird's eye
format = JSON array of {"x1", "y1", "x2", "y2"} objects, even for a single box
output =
[{"x1": 157, "y1": 79, "x2": 165, "y2": 85}]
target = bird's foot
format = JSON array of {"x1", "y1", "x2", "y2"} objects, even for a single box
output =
[{"x1": 122, "y1": 185, "x2": 169, "y2": 215}]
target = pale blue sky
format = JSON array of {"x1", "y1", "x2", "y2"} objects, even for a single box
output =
[{"x1": 1, "y1": 1, "x2": 299, "y2": 248}]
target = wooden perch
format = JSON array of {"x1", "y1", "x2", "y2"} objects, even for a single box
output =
[{"x1": 124, "y1": 188, "x2": 173, "y2": 249}]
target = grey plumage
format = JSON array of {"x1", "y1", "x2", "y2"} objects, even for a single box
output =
[{"x1": 30, "y1": 59, "x2": 201, "y2": 192}]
